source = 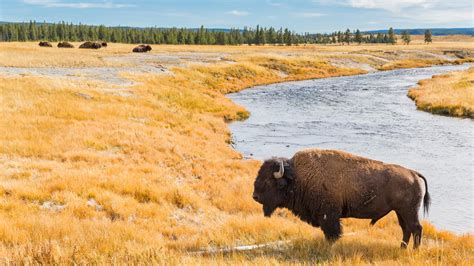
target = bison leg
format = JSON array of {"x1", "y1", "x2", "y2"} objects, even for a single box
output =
[
  {"x1": 406, "y1": 214, "x2": 422, "y2": 249},
  {"x1": 319, "y1": 213, "x2": 342, "y2": 242},
  {"x1": 396, "y1": 211, "x2": 411, "y2": 248},
  {"x1": 398, "y1": 210, "x2": 422, "y2": 249},
  {"x1": 411, "y1": 217, "x2": 423, "y2": 249}
]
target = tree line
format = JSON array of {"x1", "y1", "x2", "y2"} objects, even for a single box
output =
[{"x1": 0, "y1": 21, "x2": 433, "y2": 45}]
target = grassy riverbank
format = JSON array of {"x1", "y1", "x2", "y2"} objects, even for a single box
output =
[
  {"x1": 0, "y1": 41, "x2": 473, "y2": 264},
  {"x1": 408, "y1": 67, "x2": 474, "y2": 118}
]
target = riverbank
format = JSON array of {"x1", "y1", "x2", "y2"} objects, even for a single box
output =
[
  {"x1": 0, "y1": 42, "x2": 473, "y2": 263},
  {"x1": 408, "y1": 67, "x2": 474, "y2": 118}
]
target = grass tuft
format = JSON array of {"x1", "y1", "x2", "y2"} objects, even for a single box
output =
[{"x1": 408, "y1": 67, "x2": 474, "y2": 118}]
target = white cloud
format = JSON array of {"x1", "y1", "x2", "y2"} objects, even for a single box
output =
[
  {"x1": 344, "y1": 0, "x2": 473, "y2": 24},
  {"x1": 267, "y1": 1, "x2": 283, "y2": 7},
  {"x1": 347, "y1": 0, "x2": 430, "y2": 11},
  {"x1": 398, "y1": 9, "x2": 473, "y2": 24},
  {"x1": 23, "y1": 0, "x2": 134, "y2": 9},
  {"x1": 296, "y1": 12, "x2": 325, "y2": 18},
  {"x1": 227, "y1": 10, "x2": 249, "y2": 16}
]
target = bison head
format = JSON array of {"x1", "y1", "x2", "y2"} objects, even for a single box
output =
[{"x1": 253, "y1": 157, "x2": 293, "y2": 217}]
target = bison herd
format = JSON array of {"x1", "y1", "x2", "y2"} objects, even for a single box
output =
[
  {"x1": 253, "y1": 148, "x2": 431, "y2": 249},
  {"x1": 38, "y1": 41, "x2": 151, "y2": 53}
]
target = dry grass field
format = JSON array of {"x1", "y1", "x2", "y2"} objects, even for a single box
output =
[
  {"x1": 408, "y1": 67, "x2": 474, "y2": 118},
  {"x1": 0, "y1": 40, "x2": 473, "y2": 264}
]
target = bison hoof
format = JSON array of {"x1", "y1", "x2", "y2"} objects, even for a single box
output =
[{"x1": 400, "y1": 241, "x2": 408, "y2": 249}]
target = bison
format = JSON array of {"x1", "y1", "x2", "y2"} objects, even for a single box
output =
[
  {"x1": 252, "y1": 149, "x2": 430, "y2": 249},
  {"x1": 132, "y1": 44, "x2": 152, "y2": 53},
  {"x1": 79, "y1": 41, "x2": 102, "y2": 49},
  {"x1": 101, "y1": 42, "x2": 108, "y2": 47},
  {"x1": 57, "y1": 41, "x2": 74, "y2": 48},
  {"x1": 38, "y1": 41, "x2": 52, "y2": 47}
]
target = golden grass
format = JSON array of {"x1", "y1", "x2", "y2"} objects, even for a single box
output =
[
  {"x1": 408, "y1": 67, "x2": 474, "y2": 118},
  {"x1": 377, "y1": 59, "x2": 448, "y2": 71},
  {"x1": 1, "y1": 39, "x2": 473, "y2": 69},
  {"x1": 0, "y1": 42, "x2": 473, "y2": 264}
]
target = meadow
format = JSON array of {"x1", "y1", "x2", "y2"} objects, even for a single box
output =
[{"x1": 0, "y1": 39, "x2": 473, "y2": 264}]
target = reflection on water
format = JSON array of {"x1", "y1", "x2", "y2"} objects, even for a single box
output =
[{"x1": 229, "y1": 64, "x2": 474, "y2": 233}]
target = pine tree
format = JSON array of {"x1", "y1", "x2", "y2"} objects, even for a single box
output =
[
  {"x1": 283, "y1": 28, "x2": 292, "y2": 46},
  {"x1": 254, "y1": 25, "x2": 261, "y2": 45},
  {"x1": 277, "y1": 28, "x2": 284, "y2": 45},
  {"x1": 266, "y1": 27, "x2": 276, "y2": 45},
  {"x1": 401, "y1": 30, "x2": 411, "y2": 45},
  {"x1": 28, "y1": 21, "x2": 37, "y2": 40},
  {"x1": 19, "y1": 25, "x2": 28, "y2": 41},
  {"x1": 424, "y1": 29, "x2": 432, "y2": 44},
  {"x1": 354, "y1": 29, "x2": 362, "y2": 44},
  {"x1": 260, "y1": 27, "x2": 266, "y2": 45},
  {"x1": 197, "y1": 25, "x2": 206, "y2": 44},
  {"x1": 98, "y1": 25, "x2": 107, "y2": 41},
  {"x1": 388, "y1": 27, "x2": 396, "y2": 45},
  {"x1": 344, "y1": 28, "x2": 351, "y2": 45},
  {"x1": 337, "y1": 31, "x2": 342, "y2": 44},
  {"x1": 368, "y1": 33, "x2": 375, "y2": 43}
]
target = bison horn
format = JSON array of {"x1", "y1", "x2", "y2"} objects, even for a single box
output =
[{"x1": 273, "y1": 159, "x2": 284, "y2": 179}]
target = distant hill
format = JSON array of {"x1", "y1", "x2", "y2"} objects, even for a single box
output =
[{"x1": 365, "y1": 28, "x2": 473, "y2": 36}]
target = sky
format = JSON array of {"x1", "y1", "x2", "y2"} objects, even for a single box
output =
[{"x1": 0, "y1": 0, "x2": 472, "y2": 33}]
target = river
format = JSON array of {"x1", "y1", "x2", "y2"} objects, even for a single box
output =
[{"x1": 229, "y1": 64, "x2": 473, "y2": 234}]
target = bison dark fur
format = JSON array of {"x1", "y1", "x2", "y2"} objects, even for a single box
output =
[
  {"x1": 132, "y1": 44, "x2": 152, "y2": 53},
  {"x1": 101, "y1": 42, "x2": 108, "y2": 47},
  {"x1": 38, "y1": 41, "x2": 52, "y2": 47},
  {"x1": 79, "y1": 41, "x2": 102, "y2": 49},
  {"x1": 57, "y1": 41, "x2": 74, "y2": 48},
  {"x1": 253, "y1": 149, "x2": 430, "y2": 249}
]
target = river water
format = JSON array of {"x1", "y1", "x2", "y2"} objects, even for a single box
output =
[{"x1": 229, "y1": 64, "x2": 473, "y2": 234}]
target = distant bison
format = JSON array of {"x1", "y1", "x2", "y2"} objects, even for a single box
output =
[
  {"x1": 101, "y1": 42, "x2": 108, "y2": 47},
  {"x1": 38, "y1": 41, "x2": 52, "y2": 47},
  {"x1": 132, "y1": 44, "x2": 152, "y2": 53},
  {"x1": 57, "y1": 41, "x2": 74, "y2": 48},
  {"x1": 79, "y1": 41, "x2": 102, "y2": 49},
  {"x1": 253, "y1": 149, "x2": 430, "y2": 249}
]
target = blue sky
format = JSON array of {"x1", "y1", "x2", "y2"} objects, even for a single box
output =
[{"x1": 1, "y1": 0, "x2": 472, "y2": 33}]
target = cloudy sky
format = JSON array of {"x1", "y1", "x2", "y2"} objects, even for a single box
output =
[{"x1": 0, "y1": 0, "x2": 472, "y2": 32}]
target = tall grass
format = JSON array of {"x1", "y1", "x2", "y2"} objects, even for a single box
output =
[
  {"x1": 0, "y1": 42, "x2": 473, "y2": 263},
  {"x1": 408, "y1": 67, "x2": 474, "y2": 117}
]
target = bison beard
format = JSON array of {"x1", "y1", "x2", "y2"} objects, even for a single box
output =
[
  {"x1": 253, "y1": 149, "x2": 430, "y2": 248},
  {"x1": 263, "y1": 204, "x2": 277, "y2": 217}
]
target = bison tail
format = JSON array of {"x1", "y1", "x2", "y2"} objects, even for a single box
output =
[{"x1": 415, "y1": 171, "x2": 431, "y2": 216}]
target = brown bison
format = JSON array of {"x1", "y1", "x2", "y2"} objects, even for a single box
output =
[
  {"x1": 79, "y1": 41, "x2": 102, "y2": 49},
  {"x1": 132, "y1": 44, "x2": 152, "y2": 53},
  {"x1": 38, "y1": 41, "x2": 52, "y2": 47},
  {"x1": 252, "y1": 149, "x2": 430, "y2": 249},
  {"x1": 57, "y1": 41, "x2": 74, "y2": 48},
  {"x1": 101, "y1": 42, "x2": 108, "y2": 47}
]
